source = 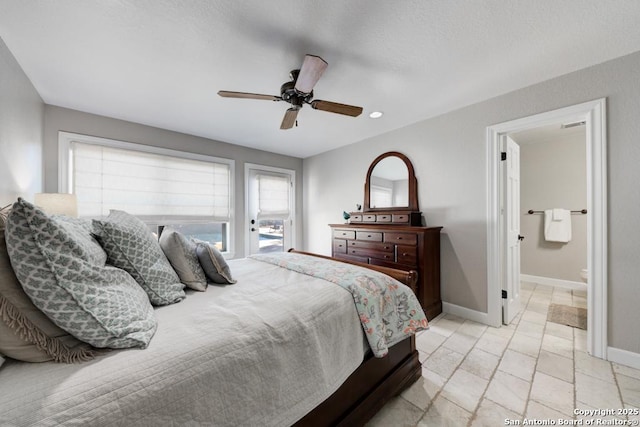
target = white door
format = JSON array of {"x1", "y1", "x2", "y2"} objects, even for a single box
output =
[
  {"x1": 503, "y1": 136, "x2": 522, "y2": 324},
  {"x1": 245, "y1": 164, "x2": 295, "y2": 256}
]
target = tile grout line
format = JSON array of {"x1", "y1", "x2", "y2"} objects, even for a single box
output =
[
  {"x1": 514, "y1": 283, "x2": 539, "y2": 421},
  {"x1": 467, "y1": 283, "x2": 538, "y2": 425},
  {"x1": 413, "y1": 315, "x2": 473, "y2": 425}
]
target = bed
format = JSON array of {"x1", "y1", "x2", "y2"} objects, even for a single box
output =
[{"x1": 0, "y1": 201, "x2": 426, "y2": 426}]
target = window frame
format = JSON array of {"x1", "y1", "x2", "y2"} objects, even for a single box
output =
[{"x1": 58, "y1": 131, "x2": 235, "y2": 257}]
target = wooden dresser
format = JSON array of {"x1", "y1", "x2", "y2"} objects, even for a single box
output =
[{"x1": 329, "y1": 223, "x2": 443, "y2": 320}]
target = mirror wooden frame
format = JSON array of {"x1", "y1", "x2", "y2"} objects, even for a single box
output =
[{"x1": 364, "y1": 151, "x2": 419, "y2": 212}]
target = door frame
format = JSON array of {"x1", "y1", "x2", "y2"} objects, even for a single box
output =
[
  {"x1": 486, "y1": 98, "x2": 607, "y2": 359},
  {"x1": 244, "y1": 163, "x2": 296, "y2": 257}
]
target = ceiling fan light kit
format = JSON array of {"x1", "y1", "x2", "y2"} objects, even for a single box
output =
[{"x1": 218, "y1": 54, "x2": 363, "y2": 129}]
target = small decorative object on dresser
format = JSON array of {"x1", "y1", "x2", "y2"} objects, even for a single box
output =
[{"x1": 330, "y1": 151, "x2": 443, "y2": 319}]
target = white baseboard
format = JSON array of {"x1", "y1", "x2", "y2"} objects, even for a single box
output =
[
  {"x1": 521, "y1": 274, "x2": 587, "y2": 291},
  {"x1": 608, "y1": 347, "x2": 640, "y2": 370},
  {"x1": 442, "y1": 302, "x2": 491, "y2": 326}
]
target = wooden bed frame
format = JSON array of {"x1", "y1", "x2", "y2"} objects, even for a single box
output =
[{"x1": 289, "y1": 250, "x2": 423, "y2": 427}]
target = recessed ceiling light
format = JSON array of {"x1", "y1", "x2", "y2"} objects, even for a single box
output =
[{"x1": 369, "y1": 111, "x2": 383, "y2": 119}]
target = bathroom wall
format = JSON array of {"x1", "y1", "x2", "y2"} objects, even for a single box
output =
[{"x1": 515, "y1": 130, "x2": 587, "y2": 283}]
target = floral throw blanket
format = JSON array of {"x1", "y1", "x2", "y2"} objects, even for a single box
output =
[{"x1": 249, "y1": 252, "x2": 428, "y2": 357}]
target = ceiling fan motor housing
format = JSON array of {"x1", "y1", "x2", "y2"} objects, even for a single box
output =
[{"x1": 280, "y1": 70, "x2": 313, "y2": 107}]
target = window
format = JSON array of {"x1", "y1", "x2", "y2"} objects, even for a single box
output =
[
  {"x1": 370, "y1": 184, "x2": 393, "y2": 208},
  {"x1": 59, "y1": 132, "x2": 234, "y2": 254},
  {"x1": 256, "y1": 173, "x2": 290, "y2": 219}
]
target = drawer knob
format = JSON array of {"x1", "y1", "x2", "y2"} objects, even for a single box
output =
[{"x1": 367, "y1": 234, "x2": 372, "y2": 237}]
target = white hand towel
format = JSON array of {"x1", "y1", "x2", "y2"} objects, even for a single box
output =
[
  {"x1": 552, "y1": 208, "x2": 564, "y2": 221},
  {"x1": 544, "y1": 209, "x2": 572, "y2": 243}
]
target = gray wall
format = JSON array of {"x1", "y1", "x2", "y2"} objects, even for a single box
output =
[
  {"x1": 304, "y1": 50, "x2": 640, "y2": 353},
  {"x1": 518, "y1": 134, "x2": 587, "y2": 282},
  {"x1": 43, "y1": 106, "x2": 304, "y2": 257},
  {"x1": 0, "y1": 37, "x2": 43, "y2": 206}
]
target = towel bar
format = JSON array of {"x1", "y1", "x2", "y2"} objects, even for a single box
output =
[{"x1": 527, "y1": 209, "x2": 587, "y2": 214}]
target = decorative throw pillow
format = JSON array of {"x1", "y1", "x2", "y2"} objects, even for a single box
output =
[
  {"x1": 93, "y1": 210, "x2": 185, "y2": 305},
  {"x1": 159, "y1": 228, "x2": 207, "y2": 291},
  {"x1": 0, "y1": 203, "x2": 9, "y2": 226},
  {"x1": 5, "y1": 198, "x2": 157, "y2": 349},
  {"x1": 195, "y1": 241, "x2": 237, "y2": 284},
  {"x1": 0, "y1": 203, "x2": 95, "y2": 362}
]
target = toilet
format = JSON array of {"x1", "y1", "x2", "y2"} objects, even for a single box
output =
[{"x1": 580, "y1": 269, "x2": 588, "y2": 283}]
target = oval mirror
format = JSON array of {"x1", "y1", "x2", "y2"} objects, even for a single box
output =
[{"x1": 364, "y1": 152, "x2": 419, "y2": 212}]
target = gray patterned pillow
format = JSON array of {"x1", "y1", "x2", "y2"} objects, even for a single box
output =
[
  {"x1": 93, "y1": 210, "x2": 185, "y2": 305},
  {"x1": 159, "y1": 228, "x2": 207, "y2": 291},
  {"x1": 195, "y1": 241, "x2": 237, "y2": 284},
  {"x1": 4, "y1": 198, "x2": 157, "y2": 349},
  {"x1": 1, "y1": 227, "x2": 96, "y2": 363}
]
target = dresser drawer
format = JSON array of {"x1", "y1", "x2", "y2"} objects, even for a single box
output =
[
  {"x1": 333, "y1": 239, "x2": 348, "y2": 254},
  {"x1": 356, "y1": 231, "x2": 383, "y2": 242},
  {"x1": 384, "y1": 232, "x2": 418, "y2": 245},
  {"x1": 348, "y1": 240, "x2": 393, "y2": 252},
  {"x1": 376, "y1": 214, "x2": 391, "y2": 223},
  {"x1": 363, "y1": 214, "x2": 376, "y2": 222},
  {"x1": 396, "y1": 244, "x2": 418, "y2": 265},
  {"x1": 367, "y1": 250, "x2": 395, "y2": 262},
  {"x1": 349, "y1": 214, "x2": 362, "y2": 222},
  {"x1": 347, "y1": 247, "x2": 394, "y2": 262},
  {"x1": 392, "y1": 214, "x2": 410, "y2": 223},
  {"x1": 333, "y1": 229, "x2": 355, "y2": 239}
]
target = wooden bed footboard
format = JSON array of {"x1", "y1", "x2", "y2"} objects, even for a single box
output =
[
  {"x1": 293, "y1": 335, "x2": 421, "y2": 427},
  {"x1": 288, "y1": 249, "x2": 423, "y2": 426}
]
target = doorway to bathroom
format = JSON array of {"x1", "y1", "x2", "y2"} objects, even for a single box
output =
[
  {"x1": 510, "y1": 122, "x2": 588, "y2": 329},
  {"x1": 486, "y1": 99, "x2": 607, "y2": 359}
]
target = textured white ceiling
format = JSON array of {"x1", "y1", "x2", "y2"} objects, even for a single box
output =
[{"x1": 1, "y1": 1, "x2": 640, "y2": 158}]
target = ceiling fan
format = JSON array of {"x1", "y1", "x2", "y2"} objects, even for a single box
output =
[{"x1": 218, "y1": 54, "x2": 363, "y2": 129}]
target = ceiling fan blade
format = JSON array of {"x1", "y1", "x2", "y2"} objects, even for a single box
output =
[
  {"x1": 217, "y1": 91, "x2": 281, "y2": 101},
  {"x1": 280, "y1": 108, "x2": 299, "y2": 130},
  {"x1": 294, "y1": 55, "x2": 328, "y2": 94},
  {"x1": 310, "y1": 100, "x2": 363, "y2": 117}
]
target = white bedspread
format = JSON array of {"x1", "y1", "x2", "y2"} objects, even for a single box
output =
[{"x1": 0, "y1": 258, "x2": 366, "y2": 426}]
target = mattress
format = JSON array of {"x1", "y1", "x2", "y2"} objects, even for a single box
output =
[{"x1": 0, "y1": 257, "x2": 366, "y2": 427}]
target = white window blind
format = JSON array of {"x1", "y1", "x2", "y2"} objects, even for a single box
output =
[
  {"x1": 370, "y1": 185, "x2": 393, "y2": 208},
  {"x1": 71, "y1": 142, "x2": 231, "y2": 222},
  {"x1": 257, "y1": 173, "x2": 290, "y2": 218}
]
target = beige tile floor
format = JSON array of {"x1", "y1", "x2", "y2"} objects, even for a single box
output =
[{"x1": 366, "y1": 282, "x2": 640, "y2": 426}]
